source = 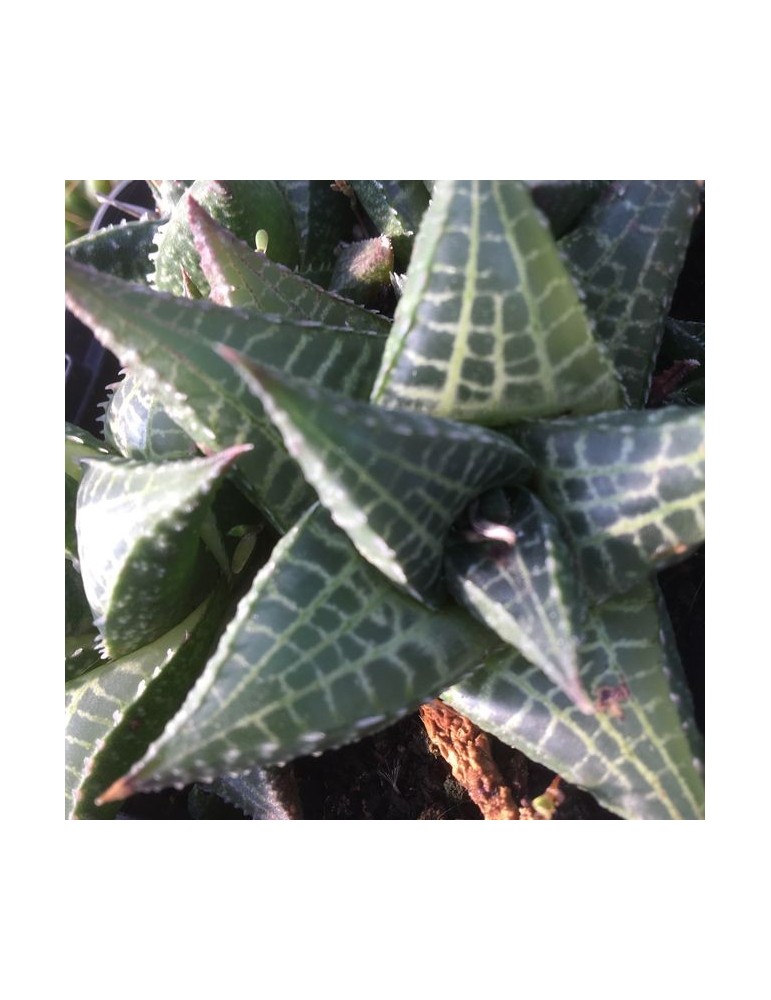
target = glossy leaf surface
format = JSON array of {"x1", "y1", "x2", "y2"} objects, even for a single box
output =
[
  {"x1": 372, "y1": 179, "x2": 622, "y2": 424},
  {"x1": 445, "y1": 488, "x2": 590, "y2": 710},
  {"x1": 65, "y1": 261, "x2": 386, "y2": 529},
  {"x1": 220, "y1": 352, "x2": 534, "y2": 605},
  {"x1": 103, "y1": 371, "x2": 199, "y2": 460},
  {"x1": 105, "y1": 506, "x2": 499, "y2": 797},
  {"x1": 443, "y1": 581, "x2": 704, "y2": 820},
  {"x1": 66, "y1": 218, "x2": 161, "y2": 283},
  {"x1": 519, "y1": 407, "x2": 705, "y2": 602},
  {"x1": 76, "y1": 445, "x2": 247, "y2": 657}
]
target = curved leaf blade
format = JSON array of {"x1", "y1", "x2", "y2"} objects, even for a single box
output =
[
  {"x1": 219, "y1": 351, "x2": 534, "y2": 605},
  {"x1": 445, "y1": 488, "x2": 591, "y2": 711},
  {"x1": 277, "y1": 180, "x2": 356, "y2": 286},
  {"x1": 76, "y1": 445, "x2": 248, "y2": 657},
  {"x1": 65, "y1": 260, "x2": 386, "y2": 530},
  {"x1": 100, "y1": 506, "x2": 500, "y2": 799},
  {"x1": 372, "y1": 179, "x2": 622, "y2": 424},
  {"x1": 66, "y1": 218, "x2": 162, "y2": 283},
  {"x1": 65, "y1": 593, "x2": 228, "y2": 819},
  {"x1": 561, "y1": 180, "x2": 701, "y2": 406},
  {"x1": 103, "y1": 371, "x2": 199, "y2": 460},
  {"x1": 188, "y1": 196, "x2": 390, "y2": 335},
  {"x1": 443, "y1": 580, "x2": 704, "y2": 820},
  {"x1": 519, "y1": 407, "x2": 705, "y2": 603}
]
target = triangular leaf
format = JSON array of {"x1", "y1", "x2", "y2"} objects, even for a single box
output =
[
  {"x1": 99, "y1": 505, "x2": 500, "y2": 799},
  {"x1": 151, "y1": 180, "x2": 300, "y2": 296},
  {"x1": 66, "y1": 217, "x2": 162, "y2": 283},
  {"x1": 204, "y1": 767, "x2": 302, "y2": 820},
  {"x1": 65, "y1": 260, "x2": 386, "y2": 530},
  {"x1": 219, "y1": 350, "x2": 534, "y2": 605},
  {"x1": 443, "y1": 580, "x2": 704, "y2": 820},
  {"x1": 76, "y1": 445, "x2": 248, "y2": 657},
  {"x1": 518, "y1": 407, "x2": 705, "y2": 603},
  {"x1": 561, "y1": 180, "x2": 701, "y2": 406},
  {"x1": 188, "y1": 196, "x2": 390, "y2": 335},
  {"x1": 445, "y1": 488, "x2": 591, "y2": 711},
  {"x1": 372, "y1": 179, "x2": 622, "y2": 424},
  {"x1": 65, "y1": 591, "x2": 229, "y2": 818},
  {"x1": 277, "y1": 180, "x2": 357, "y2": 286}
]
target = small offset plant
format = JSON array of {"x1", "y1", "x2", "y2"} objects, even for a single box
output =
[{"x1": 65, "y1": 179, "x2": 705, "y2": 820}]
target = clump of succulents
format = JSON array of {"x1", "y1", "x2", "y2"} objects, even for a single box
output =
[{"x1": 65, "y1": 179, "x2": 705, "y2": 820}]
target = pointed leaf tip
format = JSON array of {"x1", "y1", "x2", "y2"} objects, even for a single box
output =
[{"x1": 95, "y1": 775, "x2": 134, "y2": 805}]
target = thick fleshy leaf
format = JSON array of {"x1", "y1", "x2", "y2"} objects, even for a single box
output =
[
  {"x1": 349, "y1": 180, "x2": 430, "y2": 269},
  {"x1": 445, "y1": 488, "x2": 590, "y2": 711},
  {"x1": 371, "y1": 179, "x2": 622, "y2": 424},
  {"x1": 99, "y1": 505, "x2": 500, "y2": 799},
  {"x1": 65, "y1": 260, "x2": 386, "y2": 530},
  {"x1": 518, "y1": 407, "x2": 705, "y2": 603},
  {"x1": 66, "y1": 218, "x2": 162, "y2": 283},
  {"x1": 443, "y1": 580, "x2": 704, "y2": 820},
  {"x1": 526, "y1": 181, "x2": 611, "y2": 239},
  {"x1": 76, "y1": 445, "x2": 248, "y2": 658},
  {"x1": 219, "y1": 351, "x2": 534, "y2": 605},
  {"x1": 151, "y1": 180, "x2": 299, "y2": 296},
  {"x1": 103, "y1": 370, "x2": 199, "y2": 460},
  {"x1": 660, "y1": 318, "x2": 705, "y2": 368},
  {"x1": 561, "y1": 180, "x2": 701, "y2": 406},
  {"x1": 277, "y1": 180, "x2": 356, "y2": 286},
  {"x1": 328, "y1": 236, "x2": 394, "y2": 307},
  {"x1": 65, "y1": 422, "x2": 113, "y2": 484},
  {"x1": 65, "y1": 592, "x2": 229, "y2": 818},
  {"x1": 188, "y1": 196, "x2": 390, "y2": 335}
]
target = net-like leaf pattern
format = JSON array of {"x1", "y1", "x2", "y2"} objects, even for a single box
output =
[
  {"x1": 188, "y1": 196, "x2": 390, "y2": 335},
  {"x1": 65, "y1": 595, "x2": 227, "y2": 818},
  {"x1": 519, "y1": 407, "x2": 705, "y2": 603},
  {"x1": 443, "y1": 580, "x2": 704, "y2": 820},
  {"x1": 219, "y1": 352, "x2": 534, "y2": 605},
  {"x1": 277, "y1": 180, "x2": 356, "y2": 286},
  {"x1": 372, "y1": 179, "x2": 622, "y2": 424},
  {"x1": 206, "y1": 767, "x2": 301, "y2": 820},
  {"x1": 65, "y1": 260, "x2": 386, "y2": 530},
  {"x1": 76, "y1": 446, "x2": 247, "y2": 657},
  {"x1": 110, "y1": 506, "x2": 500, "y2": 795},
  {"x1": 445, "y1": 488, "x2": 590, "y2": 710},
  {"x1": 66, "y1": 218, "x2": 162, "y2": 283},
  {"x1": 561, "y1": 180, "x2": 701, "y2": 406},
  {"x1": 103, "y1": 371, "x2": 199, "y2": 460}
]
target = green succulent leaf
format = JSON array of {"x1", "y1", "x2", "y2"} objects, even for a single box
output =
[
  {"x1": 518, "y1": 407, "x2": 705, "y2": 603},
  {"x1": 103, "y1": 371, "x2": 199, "y2": 460},
  {"x1": 443, "y1": 580, "x2": 704, "y2": 820},
  {"x1": 76, "y1": 445, "x2": 249, "y2": 658},
  {"x1": 526, "y1": 180, "x2": 610, "y2": 239},
  {"x1": 65, "y1": 422, "x2": 114, "y2": 483},
  {"x1": 151, "y1": 180, "x2": 300, "y2": 297},
  {"x1": 66, "y1": 218, "x2": 162, "y2": 283},
  {"x1": 188, "y1": 196, "x2": 390, "y2": 335},
  {"x1": 329, "y1": 236, "x2": 394, "y2": 308},
  {"x1": 65, "y1": 633, "x2": 104, "y2": 683},
  {"x1": 277, "y1": 180, "x2": 357, "y2": 286},
  {"x1": 445, "y1": 488, "x2": 591, "y2": 711},
  {"x1": 372, "y1": 179, "x2": 622, "y2": 424},
  {"x1": 65, "y1": 260, "x2": 386, "y2": 530},
  {"x1": 219, "y1": 351, "x2": 534, "y2": 605},
  {"x1": 561, "y1": 180, "x2": 701, "y2": 407},
  {"x1": 65, "y1": 592, "x2": 229, "y2": 818},
  {"x1": 349, "y1": 180, "x2": 430, "y2": 270},
  {"x1": 104, "y1": 505, "x2": 499, "y2": 797},
  {"x1": 659, "y1": 319, "x2": 705, "y2": 368},
  {"x1": 203, "y1": 767, "x2": 302, "y2": 820}
]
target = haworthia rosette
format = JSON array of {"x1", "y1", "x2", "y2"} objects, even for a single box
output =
[
  {"x1": 518, "y1": 407, "x2": 705, "y2": 603},
  {"x1": 372, "y1": 179, "x2": 622, "y2": 424},
  {"x1": 443, "y1": 580, "x2": 704, "y2": 820},
  {"x1": 218, "y1": 350, "x2": 534, "y2": 606},
  {"x1": 444, "y1": 488, "x2": 590, "y2": 711},
  {"x1": 99, "y1": 506, "x2": 500, "y2": 800},
  {"x1": 76, "y1": 445, "x2": 249, "y2": 658},
  {"x1": 561, "y1": 180, "x2": 701, "y2": 407},
  {"x1": 65, "y1": 260, "x2": 386, "y2": 530},
  {"x1": 187, "y1": 197, "x2": 390, "y2": 336}
]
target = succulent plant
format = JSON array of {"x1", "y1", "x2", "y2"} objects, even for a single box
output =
[{"x1": 64, "y1": 179, "x2": 704, "y2": 820}]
